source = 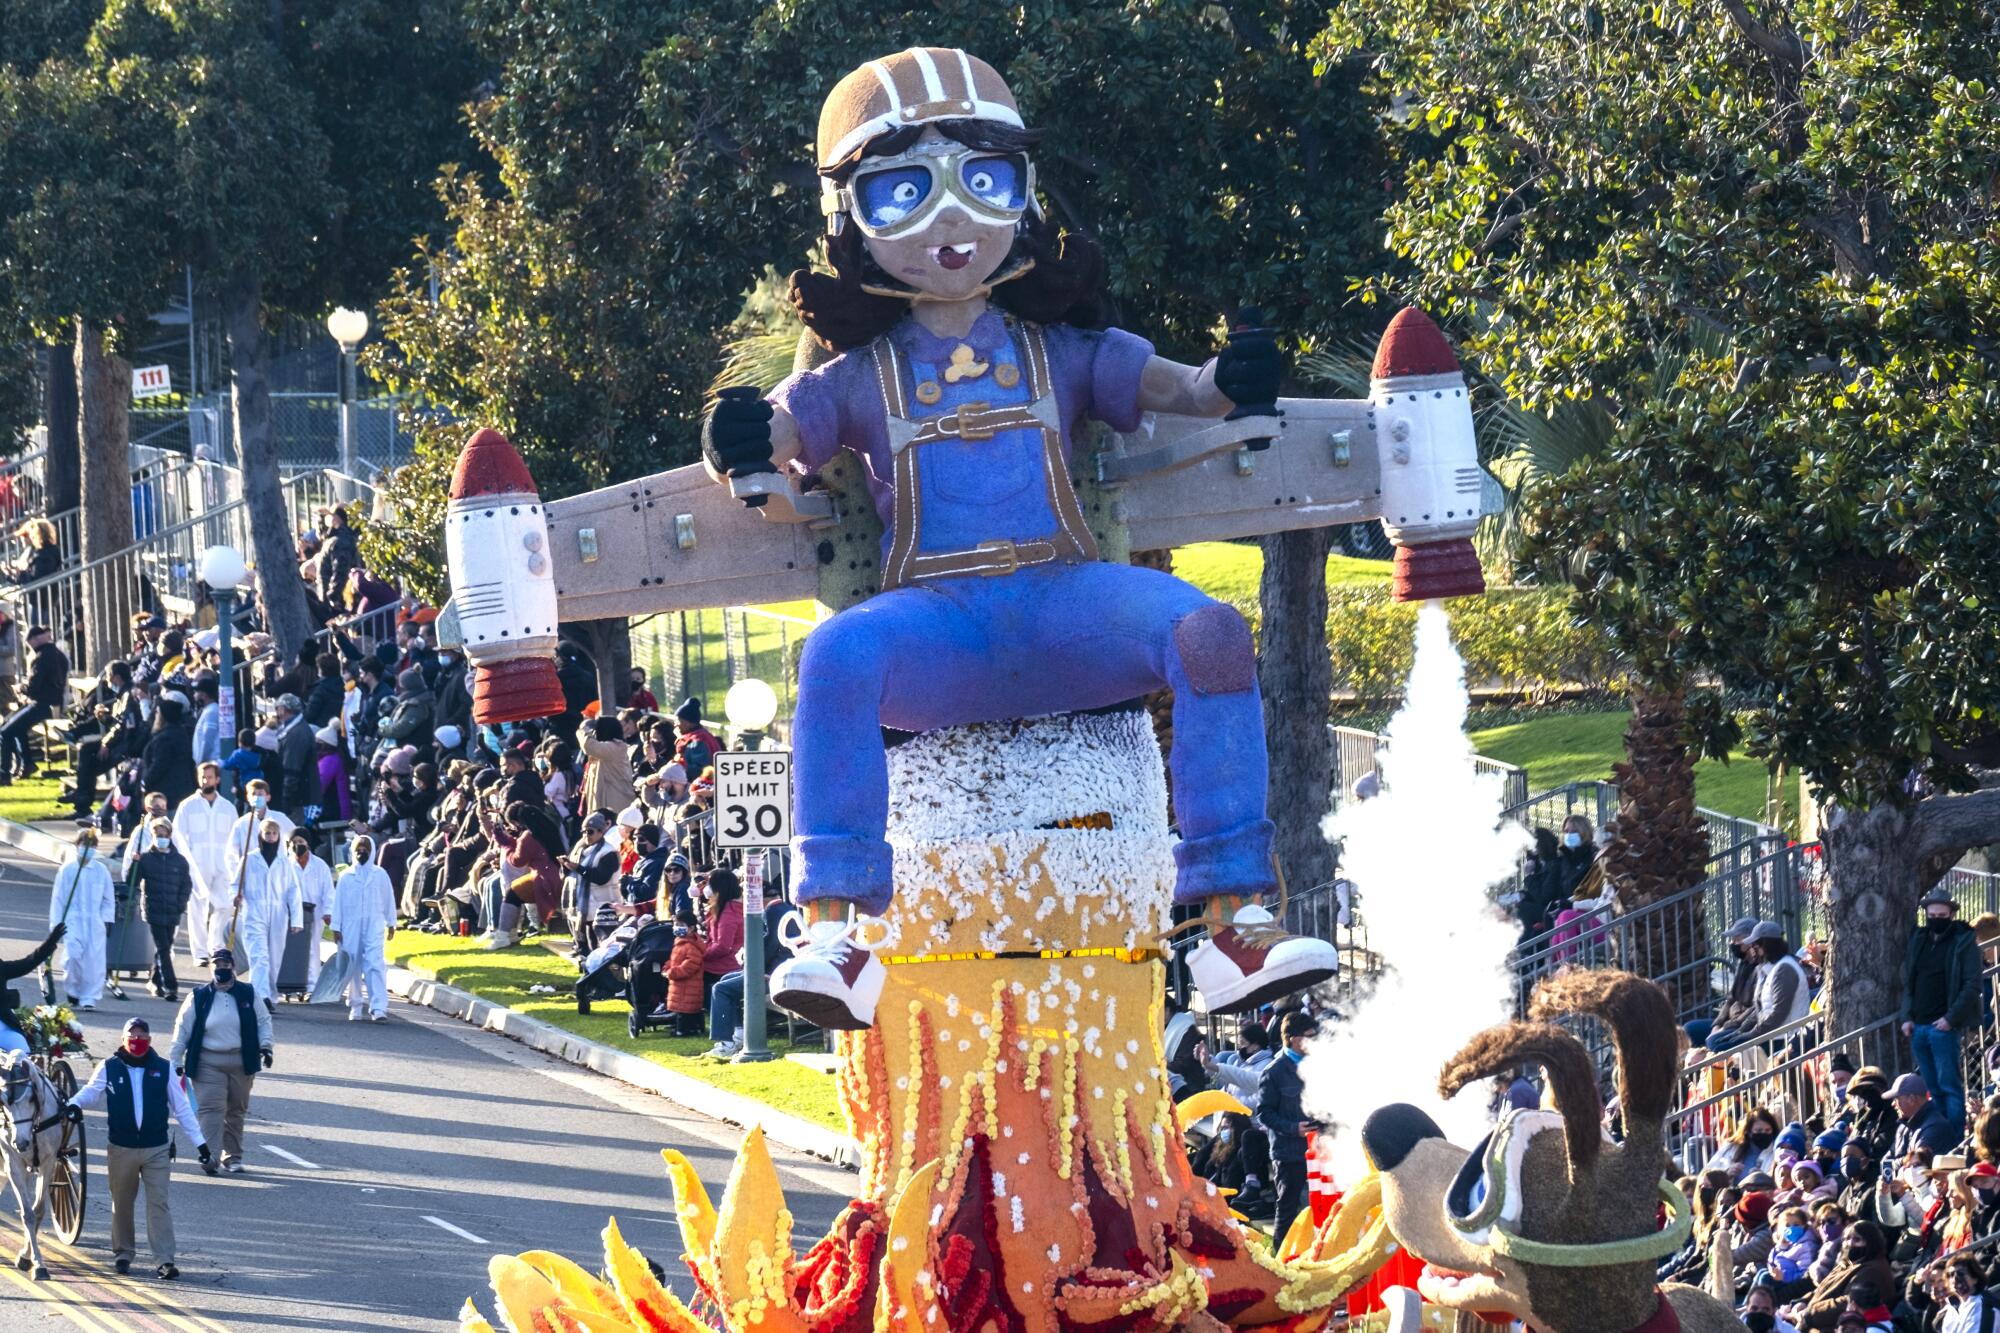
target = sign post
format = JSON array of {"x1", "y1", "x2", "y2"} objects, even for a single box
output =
[{"x1": 714, "y1": 749, "x2": 791, "y2": 1064}]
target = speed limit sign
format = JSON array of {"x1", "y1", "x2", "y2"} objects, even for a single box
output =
[{"x1": 714, "y1": 750, "x2": 792, "y2": 850}]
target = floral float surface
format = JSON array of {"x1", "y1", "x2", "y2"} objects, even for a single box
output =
[
  {"x1": 457, "y1": 714, "x2": 1400, "y2": 1333},
  {"x1": 19, "y1": 1005, "x2": 86, "y2": 1060}
]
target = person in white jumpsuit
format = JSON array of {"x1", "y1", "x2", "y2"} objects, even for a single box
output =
[
  {"x1": 285, "y1": 832, "x2": 332, "y2": 991},
  {"x1": 332, "y1": 834, "x2": 395, "y2": 1022},
  {"x1": 229, "y1": 820, "x2": 300, "y2": 1005},
  {"x1": 170, "y1": 763, "x2": 238, "y2": 968},
  {"x1": 223, "y1": 781, "x2": 295, "y2": 888},
  {"x1": 49, "y1": 829, "x2": 117, "y2": 1009}
]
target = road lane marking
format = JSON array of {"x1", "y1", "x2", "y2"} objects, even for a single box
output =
[
  {"x1": 262, "y1": 1146, "x2": 319, "y2": 1169},
  {"x1": 422, "y1": 1215, "x2": 490, "y2": 1245},
  {"x1": 0, "y1": 1214, "x2": 230, "y2": 1333},
  {"x1": 0, "y1": 1262, "x2": 147, "y2": 1333}
]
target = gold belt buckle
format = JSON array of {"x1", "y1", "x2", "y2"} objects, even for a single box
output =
[
  {"x1": 974, "y1": 539, "x2": 1020, "y2": 575},
  {"x1": 939, "y1": 401, "x2": 994, "y2": 441}
]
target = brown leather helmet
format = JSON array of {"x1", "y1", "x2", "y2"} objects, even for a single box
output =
[{"x1": 816, "y1": 47, "x2": 1022, "y2": 174}]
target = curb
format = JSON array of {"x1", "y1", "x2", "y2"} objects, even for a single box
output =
[
  {"x1": 0, "y1": 816, "x2": 74, "y2": 866},
  {"x1": 386, "y1": 964, "x2": 861, "y2": 1171}
]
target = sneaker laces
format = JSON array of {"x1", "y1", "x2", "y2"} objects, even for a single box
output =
[
  {"x1": 776, "y1": 907, "x2": 896, "y2": 955},
  {"x1": 1157, "y1": 854, "x2": 1294, "y2": 950}
]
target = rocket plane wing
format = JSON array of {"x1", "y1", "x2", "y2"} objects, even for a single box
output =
[{"x1": 543, "y1": 461, "x2": 824, "y2": 623}]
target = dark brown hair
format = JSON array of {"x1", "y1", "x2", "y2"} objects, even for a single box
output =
[{"x1": 788, "y1": 119, "x2": 1109, "y2": 353}]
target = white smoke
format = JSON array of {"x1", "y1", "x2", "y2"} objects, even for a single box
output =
[{"x1": 1301, "y1": 600, "x2": 1530, "y2": 1183}]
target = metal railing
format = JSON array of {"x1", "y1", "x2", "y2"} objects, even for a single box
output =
[
  {"x1": 1498, "y1": 778, "x2": 1782, "y2": 854},
  {"x1": 1326, "y1": 723, "x2": 1529, "y2": 812},
  {"x1": 1669, "y1": 1012, "x2": 1901, "y2": 1170},
  {"x1": 631, "y1": 605, "x2": 816, "y2": 734},
  {"x1": 0, "y1": 466, "x2": 374, "y2": 674}
]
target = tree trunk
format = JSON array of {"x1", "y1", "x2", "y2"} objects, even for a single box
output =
[
  {"x1": 1823, "y1": 800, "x2": 1923, "y2": 1043},
  {"x1": 1257, "y1": 528, "x2": 1336, "y2": 892},
  {"x1": 221, "y1": 270, "x2": 315, "y2": 660},
  {"x1": 76, "y1": 322, "x2": 135, "y2": 674},
  {"x1": 40, "y1": 340, "x2": 80, "y2": 515},
  {"x1": 1603, "y1": 684, "x2": 1710, "y2": 1015},
  {"x1": 581, "y1": 618, "x2": 631, "y2": 711}
]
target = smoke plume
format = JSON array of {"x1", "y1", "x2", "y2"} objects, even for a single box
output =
[{"x1": 1301, "y1": 601, "x2": 1529, "y2": 1181}]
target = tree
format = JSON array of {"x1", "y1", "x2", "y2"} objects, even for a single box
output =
[
  {"x1": 67, "y1": 0, "x2": 480, "y2": 660},
  {"x1": 1320, "y1": 0, "x2": 2000, "y2": 1033},
  {"x1": 372, "y1": 0, "x2": 1385, "y2": 881}
]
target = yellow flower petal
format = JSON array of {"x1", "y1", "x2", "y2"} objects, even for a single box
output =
[
  {"x1": 458, "y1": 1298, "x2": 499, "y2": 1333},
  {"x1": 517, "y1": 1250, "x2": 620, "y2": 1316},
  {"x1": 660, "y1": 1149, "x2": 718, "y2": 1264},
  {"x1": 602, "y1": 1215, "x2": 711, "y2": 1333}
]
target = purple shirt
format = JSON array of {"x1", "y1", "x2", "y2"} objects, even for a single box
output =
[{"x1": 771, "y1": 311, "x2": 1153, "y2": 529}]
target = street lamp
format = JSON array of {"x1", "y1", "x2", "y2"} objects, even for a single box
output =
[
  {"x1": 326, "y1": 306, "x2": 370, "y2": 479},
  {"x1": 724, "y1": 677, "x2": 779, "y2": 752},
  {"x1": 726, "y1": 678, "x2": 782, "y2": 1064},
  {"x1": 199, "y1": 544, "x2": 248, "y2": 748}
]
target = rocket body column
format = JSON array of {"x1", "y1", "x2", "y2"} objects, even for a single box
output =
[
  {"x1": 1369, "y1": 308, "x2": 1487, "y2": 602},
  {"x1": 447, "y1": 427, "x2": 567, "y2": 724}
]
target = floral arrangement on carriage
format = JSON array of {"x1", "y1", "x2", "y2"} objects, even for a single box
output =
[{"x1": 18, "y1": 1005, "x2": 87, "y2": 1060}]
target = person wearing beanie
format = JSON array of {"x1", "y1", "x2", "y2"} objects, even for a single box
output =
[
  {"x1": 1902, "y1": 887, "x2": 1981, "y2": 1135},
  {"x1": 672, "y1": 698, "x2": 720, "y2": 782},
  {"x1": 377, "y1": 667, "x2": 435, "y2": 753},
  {"x1": 1811, "y1": 1129, "x2": 1847, "y2": 1182},
  {"x1": 1731, "y1": 1191, "x2": 1778, "y2": 1279},
  {"x1": 312, "y1": 724, "x2": 351, "y2": 822}
]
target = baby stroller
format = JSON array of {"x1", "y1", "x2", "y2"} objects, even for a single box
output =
[{"x1": 575, "y1": 917, "x2": 678, "y2": 1039}]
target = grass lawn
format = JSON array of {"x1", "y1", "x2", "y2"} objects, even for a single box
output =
[
  {"x1": 1468, "y1": 709, "x2": 1796, "y2": 829},
  {"x1": 1173, "y1": 541, "x2": 1388, "y2": 618},
  {"x1": 0, "y1": 777, "x2": 68, "y2": 825},
  {"x1": 387, "y1": 932, "x2": 846, "y2": 1131}
]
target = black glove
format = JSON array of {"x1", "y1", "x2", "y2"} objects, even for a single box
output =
[
  {"x1": 260, "y1": 1048, "x2": 273, "y2": 1071},
  {"x1": 61, "y1": 1103, "x2": 81, "y2": 1125},
  {"x1": 196, "y1": 1143, "x2": 212, "y2": 1165},
  {"x1": 1215, "y1": 306, "x2": 1282, "y2": 446},
  {"x1": 701, "y1": 387, "x2": 776, "y2": 480},
  {"x1": 45, "y1": 922, "x2": 66, "y2": 946}
]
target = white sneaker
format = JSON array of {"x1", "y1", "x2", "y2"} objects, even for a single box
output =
[
  {"x1": 706, "y1": 1040, "x2": 742, "y2": 1059},
  {"x1": 369, "y1": 1013, "x2": 387, "y2": 1023},
  {"x1": 769, "y1": 913, "x2": 888, "y2": 1031},
  {"x1": 1187, "y1": 903, "x2": 1339, "y2": 1014},
  {"x1": 481, "y1": 931, "x2": 513, "y2": 951}
]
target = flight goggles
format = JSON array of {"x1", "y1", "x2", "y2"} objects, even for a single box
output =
[{"x1": 823, "y1": 141, "x2": 1035, "y2": 239}]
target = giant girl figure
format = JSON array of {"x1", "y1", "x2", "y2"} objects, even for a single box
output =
[{"x1": 701, "y1": 48, "x2": 1339, "y2": 1030}]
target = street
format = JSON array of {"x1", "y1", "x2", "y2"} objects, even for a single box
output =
[{"x1": 0, "y1": 842, "x2": 852, "y2": 1332}]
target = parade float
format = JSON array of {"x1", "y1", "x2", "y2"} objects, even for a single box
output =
[{"x1": 445, "y1": 45, "x2": 1515, "y2": 1333}]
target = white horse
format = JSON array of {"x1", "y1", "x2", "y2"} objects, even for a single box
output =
[{"x1": 0, "y1": 1052, "x2": 66, "y2": 1280}]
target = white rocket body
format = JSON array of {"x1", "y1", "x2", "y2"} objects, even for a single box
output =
[
  {"x1": 445, "y1": 488, "x2": 559, "y2": 665},
  {"x1": 1370, "y1": 368, "x2": 1483, "y2": 549}
]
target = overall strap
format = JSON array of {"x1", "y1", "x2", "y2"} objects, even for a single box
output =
[{"x1": 872, "y1": 322, "x2": 1098, "y2": 592}]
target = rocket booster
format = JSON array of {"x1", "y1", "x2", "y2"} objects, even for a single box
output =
[
  {"x1": 446, "y1": 428, "x2": 567, "y2": 724},
  {"x1": 1370, "y1": 307, "x2": 1487, "y2": 603}
]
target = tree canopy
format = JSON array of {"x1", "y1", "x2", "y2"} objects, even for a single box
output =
[
  {"x1": 1319, "y1": 0, "x2": 2000, "y2": 812},
  {"x1": 368, "y1": 0, "x2": 1386, "y2": 598}
]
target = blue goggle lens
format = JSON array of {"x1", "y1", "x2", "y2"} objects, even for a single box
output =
[
  {"x1": 959, "y1": 154, "x2": 1026, "y2": 212},
  {"x1": 855, "y1": 166, "x2": 935, "y2": 230}
]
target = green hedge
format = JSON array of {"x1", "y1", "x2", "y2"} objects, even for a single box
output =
[{"x1": 1323, "y1": 587, "x2": 1623, "y2": 705}]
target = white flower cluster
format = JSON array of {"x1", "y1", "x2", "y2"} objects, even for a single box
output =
[
  {"x1": 888, "y1": 829, "x2": 1175, "y2": 955},
  {"x1": 885, "y1": 711, "x2": 1169, "y2": 842}
]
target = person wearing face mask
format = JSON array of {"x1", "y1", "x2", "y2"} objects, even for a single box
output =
[
  {"x1": 167, "y1": 947, "x2": 269, "y2": 1175},
  {"x1": 1709, "y1": 1108, "x2": 1783, "y2": 1181},
  {"x1": 231, "y1": 818, "x2": 301, "y2": 1006},
  {"x1": 133, "y1": 817, "x2": 193, "y2": 1001},
  {"x1": 331, "y1": 834, "x2": 396, "y2": 1021},
  {"x1": 1782, "y1": 1219, "x2": 1893, "y2": 1331},
  {"x1": 1741, "y1": 1284, "x2": 1801, "y2": 1333},
  {"x1": 65, "y1": 1017, "x2": 209, "y2": 1278},
  {"x1": 1766, "y1": 1205, "x2": 1820, "y2": 1297},
  {"x1": 1806, "y1": 1204, "x2": 1848, "y2": 1286},
  {"x1": 223, "y1": 780, "x2": 295, "y2": 887},
  {"x1": 170, "y1": 763, "x2": 238, "y2": 969},
  {"x1": 48, "y1": 828, "x2": 117, "y2": 1009},
  {"x1": 122, "y1": 792, "x2": 171, "y2": 880},
  {"x1": 1842, "y1": 1069, "x2": 1897, "y2": 1167},
  {"x1": 1903, "y1": 888, "x2": 1981, "y2": 1135},
  {"x1": 1689, "y1": 915, "x2": 1763, "y2": 1050},
  {"x1": 287, "y1": 834, "x2": 333, "y2": 993}
]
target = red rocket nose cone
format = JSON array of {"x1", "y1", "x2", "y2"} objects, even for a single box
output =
[
  {"x1": 451, "y1": 427, "x2": 539, "y2": 501},
  {"x1": 1372, "y1": 307, "x2": 1461, "y2": 380},
  {"x1": 473, "y1": 657, "x2": 568, "y2": 726}
]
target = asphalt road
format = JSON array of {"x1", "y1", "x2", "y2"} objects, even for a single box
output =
[{"x1": 0, "y1": 840, "x2": 853, "y2": 1332}]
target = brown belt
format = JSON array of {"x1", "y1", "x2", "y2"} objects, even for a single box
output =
[{"x1": 905, "y1": 538, "x2": 1063, "y2": 581}]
